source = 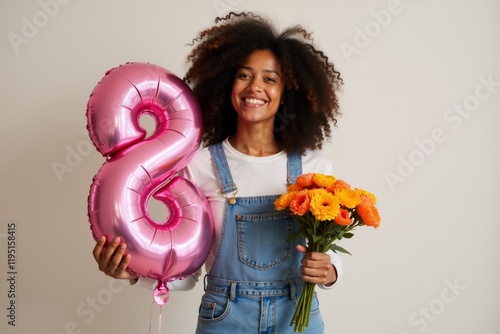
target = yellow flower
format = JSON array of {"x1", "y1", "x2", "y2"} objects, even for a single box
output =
[
  {"x1": 335, "y1": 188, "x2": 362, "y2": 209},
  {"x1": 274, "y1": 191, "x2": 298, "y2": 211},
  {"x1": 309, "y1": 189, "x2": 340, "y2": 221},
  {"x1": 355, "y1": 188, "x2": 377, "y2": 204},
  {"x1": 312, "y1": 174, "x2": 336, "y2": 188}
]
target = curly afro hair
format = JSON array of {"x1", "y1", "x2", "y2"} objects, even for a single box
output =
[{"x1": 184, "y1": 12, "x2": 343, "y2": 153}]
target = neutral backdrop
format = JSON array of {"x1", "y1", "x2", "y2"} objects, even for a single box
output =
[{"x1": 1, "y1": 0, "x2": 499, "y2": 333}]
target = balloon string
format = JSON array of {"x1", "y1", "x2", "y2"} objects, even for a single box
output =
[
  {"x1": 148, "y1": 301, "x2": 163, "y2": 334},
  {"x1": 158, "y1": 306, "x2": 163, "y2": 334}
]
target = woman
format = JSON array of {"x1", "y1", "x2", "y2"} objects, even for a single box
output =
[{"x1": 93, "y1": 12, "x2": 344, "y2": 333}]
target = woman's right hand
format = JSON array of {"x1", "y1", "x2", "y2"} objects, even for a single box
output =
[{"x1": 92, "y1": 236, "x2": 138, "y2": 281}]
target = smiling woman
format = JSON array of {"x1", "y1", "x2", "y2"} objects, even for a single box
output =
[
  {"x1": 184, "y1": 12, "x2": 343, "y2": 154},
  {"x1": 230, "y1": 49, "x2": 285, "y2": 156},
  {"x1": 92, "y1": 11, "x2": 344, "y2": 334}
]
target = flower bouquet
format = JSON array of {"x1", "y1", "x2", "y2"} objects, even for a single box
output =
[{"x1": 274, "y1": 173, "x2": 381, "y2": 332}]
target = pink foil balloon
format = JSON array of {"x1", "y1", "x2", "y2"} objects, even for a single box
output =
[{"x1": 86, "y1": 62, "x2": 213, "y2": 304}]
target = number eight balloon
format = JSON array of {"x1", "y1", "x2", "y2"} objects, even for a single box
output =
[{"x1": 86, "y1": 62, "x2": 214, "y2": 305}]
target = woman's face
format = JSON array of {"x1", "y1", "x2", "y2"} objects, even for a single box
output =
[{"x1": 231, "y1": 49, "x2": 285, "y2": 127}]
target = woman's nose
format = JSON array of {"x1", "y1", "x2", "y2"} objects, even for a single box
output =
[{"x1": 247, "y1": 79, "x2": 263, "y2": 92}]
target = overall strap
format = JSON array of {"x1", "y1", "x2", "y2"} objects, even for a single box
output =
[
  {"x1": 208, "y1": 143, "x2": 237, "y2": 194},
  {"x1": 286, "y1": 151, "x2": 302, "y2": 185}
]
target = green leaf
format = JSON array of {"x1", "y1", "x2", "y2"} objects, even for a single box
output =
[
  {"x1": 324, "y1": 229, "x2": 336, "y2": 236},
  {"x1": 343, "y1": 232, "x2": 354, "y2": 239},
  {"x1": 329, "y1": 243, "x2": 352, "y2": 255}
]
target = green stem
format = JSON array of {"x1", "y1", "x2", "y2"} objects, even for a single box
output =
[{"x1": 290, "y1": 282, "x2": 316, "y2": 332}]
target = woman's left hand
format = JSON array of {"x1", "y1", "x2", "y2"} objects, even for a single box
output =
[{"x1": 296, "y1": 244, "x2": 338, "y2": 286}]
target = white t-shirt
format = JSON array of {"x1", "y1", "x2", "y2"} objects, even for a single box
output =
[{"x1": 134, "y1": 139, "x2": 343, "y2": 291}]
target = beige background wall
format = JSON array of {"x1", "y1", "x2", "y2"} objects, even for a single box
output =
[{"x1": 1, "y1": 0, "x2": 499, "y2": 333}]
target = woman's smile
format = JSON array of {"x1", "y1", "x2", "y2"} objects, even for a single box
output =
[{"x1": 231, "y1": 49, "x2": 284, "y2": 125}]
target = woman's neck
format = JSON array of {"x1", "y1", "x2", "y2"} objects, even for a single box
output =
[{"x1": 228, "y1": 130, "x2": 283, "y2": 157}]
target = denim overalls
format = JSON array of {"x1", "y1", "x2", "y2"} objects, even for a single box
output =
[{"x1": 195, "y1": 143, "x2": 324, "y2": 334}]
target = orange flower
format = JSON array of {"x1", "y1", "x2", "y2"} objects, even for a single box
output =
[
  {"x1": 328, "y1": 179, "x2": 351, "y2": 193},
  {"x1": 312, "y1": 174, "x2": 336, "y2": 188},
  {"x1": 295, "y1": 173, "x2": 316, "y2": 188},
  {"x1": 334, "y1": 208, "x2": 352, "y2": 226},
  {"x1": 335, "y1": 188, "x2": 361, "y2": 209},
  {"x1": 288, "y1": 184, "x2": 303, "y2": 192},
  {"x1": 274, "y1": 191, "x2": 298, "y2": 211},
  {"x1": 356, "y1": 198, "x2": 381, "y2": 228},
  {"x1": 289, "y1": 190, "x2": 310, "y2": 216},
  {"x1": 309, "y1": 189, "x2": 340, "y2": 221}
]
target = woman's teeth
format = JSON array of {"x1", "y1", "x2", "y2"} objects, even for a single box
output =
[{"x1": 244, "y1": 98, "x2": 265, "y2": 105}]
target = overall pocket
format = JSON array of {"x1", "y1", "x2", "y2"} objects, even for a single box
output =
[
  {"x1": 198, "y1": 292, "x2": 231, "y2": 323},
  {"x1": 236, "y1": 211, "x2": 293, "y2": 270}
]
